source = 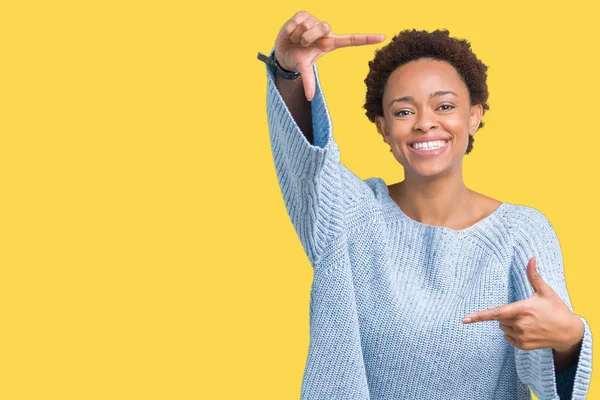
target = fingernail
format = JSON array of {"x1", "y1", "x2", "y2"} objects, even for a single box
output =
[{"x1": 463, "y1": 317, "x2": 472, "y2": 323}]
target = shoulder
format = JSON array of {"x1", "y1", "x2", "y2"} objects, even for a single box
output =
[
  {"x1": 364, "y1": 177, "x2": 389, "y2": 198},
  {"x1": 500, "y1": 203, "x2": 554, "y2": 231},
  {"x1": 499, "y1": 203, "x2": 560, "y2": 251},
  {"x1": 331, "y1": 168, "x2": 388, "y2": 210}
]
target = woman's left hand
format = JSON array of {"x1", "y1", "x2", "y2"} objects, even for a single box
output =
[{"x1": 462, "y1": 256, "x2": 584, "y2": 354}]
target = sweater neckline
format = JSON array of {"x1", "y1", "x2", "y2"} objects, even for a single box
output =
[{"x1": 374, "y1": 178, "x2": 508, "y2": 234}]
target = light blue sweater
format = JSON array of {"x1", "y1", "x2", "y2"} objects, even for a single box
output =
[{"x1": 263, "y1": 49, "x2": 592, "y2": 400}]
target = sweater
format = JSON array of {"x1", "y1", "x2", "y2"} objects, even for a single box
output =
[{"x1": 263, "y1": 49, "x2": 592, "y2": 400}]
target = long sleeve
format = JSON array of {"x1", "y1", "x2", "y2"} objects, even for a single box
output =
[
  {"x1": 508, "y1": 207, "x2": 592, "y2": 400},
  {"x1": 264, "y1": 48, "x2": 368, "y2": 267},
  {"x1": 264, "y1": 51, "x2": 373, "y2": 399}
]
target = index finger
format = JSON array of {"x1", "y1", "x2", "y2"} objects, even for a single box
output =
[
  {"x1": 463, "y1": 302, "x2": 525, "y2": 324},
  {"x1": 327, "y1": 34, "x2": 386, "y2": 49}
]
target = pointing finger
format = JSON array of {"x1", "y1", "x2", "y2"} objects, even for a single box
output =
[
  {"x1": 329, "y1": 33, "x2": 386, "y2": 49},
  {"x1": 463, "y1": 302, "x2": 525, "y2": 324}
]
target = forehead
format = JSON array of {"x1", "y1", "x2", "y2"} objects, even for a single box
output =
[{"x1": 384, "y1": 58, "x2": 468, "y2": 99}]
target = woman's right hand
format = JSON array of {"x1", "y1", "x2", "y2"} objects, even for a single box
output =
[{"x1": 274, "y1": 11, "x2": 386, "y2": 101}]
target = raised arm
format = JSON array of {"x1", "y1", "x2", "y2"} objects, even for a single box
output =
[{"x1": 260, "y1": 11, "x2": 385, "y2": 266}]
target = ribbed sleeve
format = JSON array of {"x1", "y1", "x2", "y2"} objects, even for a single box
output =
[
  {"x1": 508, "y1": 207, "x2": 592, "y2": 400},
  {"x1": 264, "y1": 48, "x2": 353, "y2": 265}
]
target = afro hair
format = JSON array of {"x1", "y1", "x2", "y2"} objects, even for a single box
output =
[{"x1": 363, "y1": 29, "x2": 490, "y2": 154}]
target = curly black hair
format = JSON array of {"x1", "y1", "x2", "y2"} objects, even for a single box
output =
[{"x1": 363, "y1": 29, "x2": 490, "y2": 154}]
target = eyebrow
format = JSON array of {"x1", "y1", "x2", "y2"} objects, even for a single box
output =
[{"x1": 389, "y1": 91, "x2": 458, "y2": 107}]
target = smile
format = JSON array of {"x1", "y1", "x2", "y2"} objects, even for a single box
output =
[{"x1": 407, "y1": 139, "x2": 450, "y2": 156}]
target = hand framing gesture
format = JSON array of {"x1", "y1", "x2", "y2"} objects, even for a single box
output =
[{"x1": 274, "y1": 11, "x2": 385, "y2": 101}]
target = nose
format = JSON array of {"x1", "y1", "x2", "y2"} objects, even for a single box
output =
[{"x1": 413, "y1": 109, "x2": 438, "y2": 132}]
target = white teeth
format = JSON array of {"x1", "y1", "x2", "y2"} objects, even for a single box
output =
[{"x1": 411, "y1": 140, "x2": 447, "y2": 150}]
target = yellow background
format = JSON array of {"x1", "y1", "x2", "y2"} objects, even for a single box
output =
[{"x1": 1, "y1": 0, "x2": 597, "y2": 399}]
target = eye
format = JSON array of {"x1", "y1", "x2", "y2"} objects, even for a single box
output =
[
  {"x1": 437, "y1": 104, "x2": 455, "y2": 111},
  {"x1": 393, "y1": 110, "x2": 412, "y2": 117}
]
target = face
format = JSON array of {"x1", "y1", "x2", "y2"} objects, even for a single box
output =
[{"x1": 375, "y1": 58, "x2": 483, "y2": 180}]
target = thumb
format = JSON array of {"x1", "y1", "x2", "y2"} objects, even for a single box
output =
[
  {"x1": 526, "y1": 256, "x2": 550, "y2": 295},
  {"x1": 297, "y1": 63, "x2": 316, "y2": 101}
]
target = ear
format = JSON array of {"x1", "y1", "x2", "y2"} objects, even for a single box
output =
[
  {"x1": 469, "y1": 104, "x2": 483, "y2": 136},
  {"x1": 375, "y1": 116, "x2": 389, "y2": 143}
]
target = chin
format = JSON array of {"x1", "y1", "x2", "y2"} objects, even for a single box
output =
[
  {"x1": 406, "y1": 160, "x2": 460, "y2": 179},
  {"x1": 392, "y1": 149, "x2": 463, "y2": 177},
  {"x1": 413, "y1": 169, "x2": 448, "y2": 179}
]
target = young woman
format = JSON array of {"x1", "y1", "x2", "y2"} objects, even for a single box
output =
[{"x1": 258, "y1": 10, "x2": 592, "y2": 400}]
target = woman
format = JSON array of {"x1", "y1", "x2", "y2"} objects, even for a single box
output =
[{"x1": 258, "y1": 10, "x2": 592, "y2": 400}]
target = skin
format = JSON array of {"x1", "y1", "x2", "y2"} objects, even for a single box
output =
[{"x1": 374, "y1": 58, "x2": 497, "y2": 230}]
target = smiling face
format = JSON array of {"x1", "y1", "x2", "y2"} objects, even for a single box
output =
[{"x1": 375, "y1": 58, "x2": 483, "y2": 180}]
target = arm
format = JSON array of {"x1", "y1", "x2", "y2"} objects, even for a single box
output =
[
  {"x1": 265, "y1": 48, "x2": 364, "y2": 266},
  {"x1": 508, "y1": 207, "x2": 592, "y2": 400}
]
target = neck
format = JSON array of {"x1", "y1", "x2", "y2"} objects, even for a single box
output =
[{"x1": 394, "y1": 164, "x2": 472, "y2": 228}]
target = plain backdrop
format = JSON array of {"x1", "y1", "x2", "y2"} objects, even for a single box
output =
[{"x1": 1, "y1": 1, "x2": 598, "y2": 399}]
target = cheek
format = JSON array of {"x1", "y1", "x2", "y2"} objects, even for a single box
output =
[
  {"x1": 389, "y1": 122, "x2": 413, "y2": 142},
  {"x1": 442, "y1": 116, "x2": 469, "y2": 138}
]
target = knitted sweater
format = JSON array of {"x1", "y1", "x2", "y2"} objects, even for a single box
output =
[{"x1": 263, "y1": 49, "x2": 592, "y2": 400}]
